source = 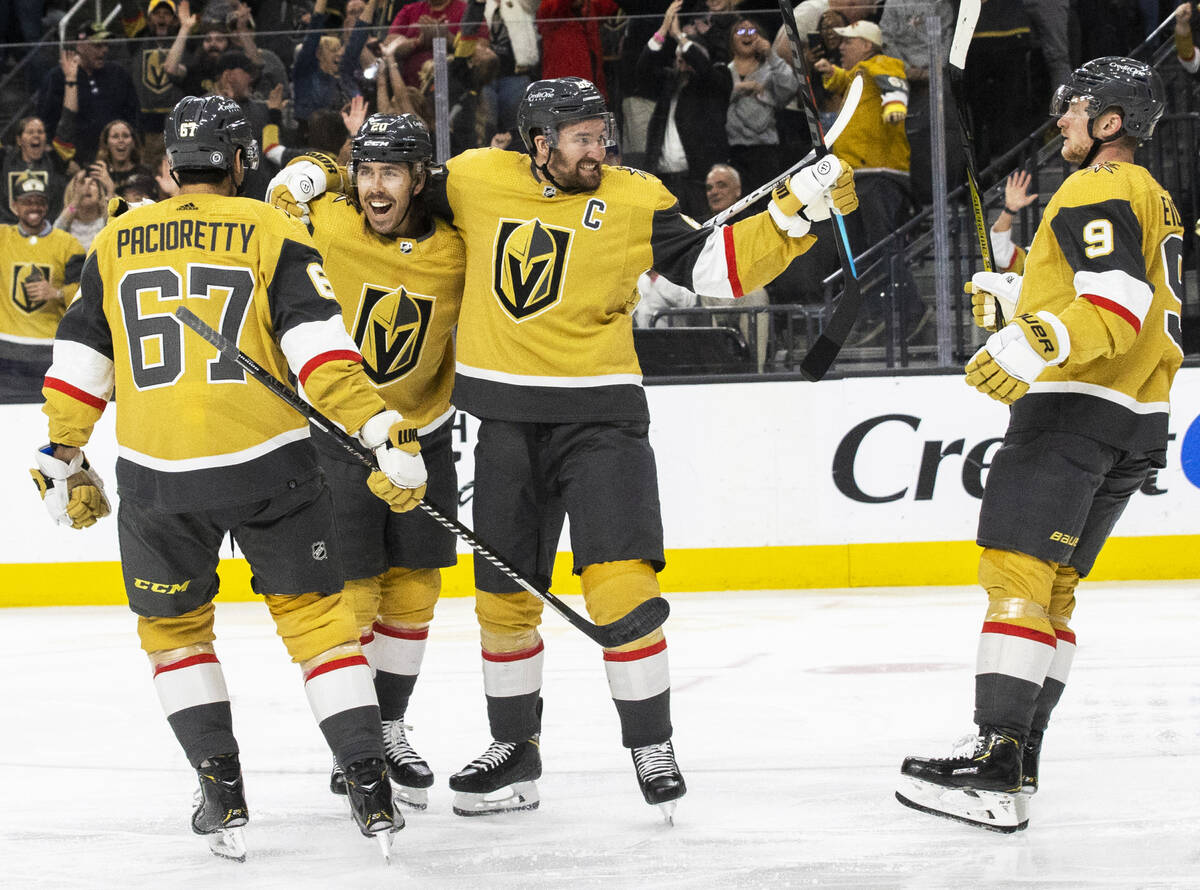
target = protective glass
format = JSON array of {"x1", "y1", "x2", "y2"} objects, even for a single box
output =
[
  {"x1": 1049, "y1": 84, "x2": 1099, "y2": 121},
  {"x1": 543, "y1": 112, "x2": 618, "y2": 151}
]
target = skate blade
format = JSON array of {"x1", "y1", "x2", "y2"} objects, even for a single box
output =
[
  {"x1": 657, "y1": 799, "x2": 678, "y2": 826},
  {"x1": 375, "y1": 827, "x2": 400, "y2": 864},
  {"x1": 393, "y1": 784, "x2": 429, "y2": 811},
  {"x1": 896, "y1": 778, "x2": 1028, "y2": 833},
  {"x1": 206, "y1": 826, "x2": 247, "y2": 862},
  {"x1": 452, "y1": 781, "x2": 540, "y2": 817}
]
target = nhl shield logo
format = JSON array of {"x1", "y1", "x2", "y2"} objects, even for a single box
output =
[
  {"x1": 491, "y1": 218, "x2": 573, "y2": 321},
  {"x1": 312, "y1": 540, "x2": 328, "y2": 561},
  {"x1": 352, "y1": 284, "x2": 434, "y2": 384}
]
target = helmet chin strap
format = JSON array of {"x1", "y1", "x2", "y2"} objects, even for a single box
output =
[{"x1": 1079, "y1": 117, "x2": 1125, "y2": 169}]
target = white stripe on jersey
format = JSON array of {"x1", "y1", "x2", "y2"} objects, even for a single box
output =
[
  {"x1": 1074, "y1": 268, "x2": 1153, "y2": 325},
  {"x1": 279, "y1": 315, "x2": 361, "y2": 378},
  {"x1": 118, "y1": 425, "x2": 310, "y2": 472},
  {"x1": 456, "y1": 361, "x2": 642, "y2": 388},
  {"x1": 1027, "y1": 379, "x2": 1170, "y2": 414},
  {"x1": 419, "y1": 405, "x2": 455, "y2": 436},
  {"x1": 0, "y1": 331, "x2": 56, "y2": 346},
  {"x1": 47, "y1": 338, "x2": 115, "y2": 400},
  {"x1": 691, "y1": 226, "x2": 737, "y2": 298}
]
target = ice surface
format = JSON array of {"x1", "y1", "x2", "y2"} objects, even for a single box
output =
[{"x1": 2, "y1": 583, "x2": 1198, "y2": 889}]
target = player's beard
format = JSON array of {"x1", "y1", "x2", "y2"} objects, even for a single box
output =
[{"x1": 547, "y1": 150, "x2": 602, "y2": 191}]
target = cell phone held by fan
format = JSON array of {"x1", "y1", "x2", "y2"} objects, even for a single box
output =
[{"x1": 807, "y1": 31, "x2": 827, "y2": 61}]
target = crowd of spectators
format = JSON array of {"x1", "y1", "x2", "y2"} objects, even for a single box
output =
[{"x1": 0, "y1": 0, "x2": 1185, "y2": 367}]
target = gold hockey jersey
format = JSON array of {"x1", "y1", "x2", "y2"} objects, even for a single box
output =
[
  {"x1": 439, "y1": 147, "x2": 816, "y2": 422},
  {"x1": 823, "y1": 54, "x2": 910, "y2": 174},
  {"x1": 1012, "y1": 161, "x2": 1184, "y2": 460},
  {"x1": 43, "y1": 193, "x2": 386, "y2": 511},
  {"x1": 0, "y1": 224, "x2": 84, "y2": 346},
  {"x1": 303, "y1": 192, "x2": 465, "y2": 433}
]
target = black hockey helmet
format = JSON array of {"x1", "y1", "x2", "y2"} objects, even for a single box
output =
[
  {"x1": 1050, "y1": 56, "x2": 1165, "y2": 140},
  {"x1": 164, "y1": 95, "x2": 260, "y2": 174},
  {"x1": 350, "y1": 113, "x2": 433, "y2": 177},
  {"x1": 516, "y1": 76, "x2": 616, "y2": 154}
]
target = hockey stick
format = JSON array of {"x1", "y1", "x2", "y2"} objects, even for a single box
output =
[
  {"x1": 174, "y1": 307, "x2": 669, "y2": 649},
  {"x1": 776, "y1": 0, "x2": 863, "y2": 381},
  {"x1": 948, "y1": 0, "x2": 1002, "y2": 323},
  {"x1": 706, "y1": 73, "x2": 863, "y2": 228}
]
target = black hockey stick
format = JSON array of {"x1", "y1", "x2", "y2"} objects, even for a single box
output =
[
  {"x1": 175, "y1": 307, "x2": 669, "y2": 648},
  {"x1": 776, "y1": 0, "x2": 862, "y2": 382},
  {"x1": 948, "y1": 0, "x2": 1003, "y2": 323}
]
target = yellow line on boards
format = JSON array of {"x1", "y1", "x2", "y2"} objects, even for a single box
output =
[{"x1": 1, "y1": 535, "x2": 1197, "y2": 607}]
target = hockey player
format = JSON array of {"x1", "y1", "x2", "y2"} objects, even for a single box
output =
[
  {"x1": 266, "y1": 113, "x2": 465, "y2": 810},
  {"x1": 415, "y1": 76, "x2": 852, "y2": 819},
  {"x1": 897, "y1": 57, "x2": 1183, "y2": 831},
  {"x1": 32, "y1": 95, "x2": 429, "y2": 861}
]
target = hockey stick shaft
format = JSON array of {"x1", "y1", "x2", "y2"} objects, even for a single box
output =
[
  {"x1": 776, "y1": 0, "x2": 863, "y2": 381},
  {"x1": 706, "y1": 75, "x2": 862, "y2": 228},
  {"x1": 174, "y1": 307, "x2": 668, "y2": 648}
]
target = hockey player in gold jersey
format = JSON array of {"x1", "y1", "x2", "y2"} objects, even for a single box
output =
[
  {"x1": 898, "y1": 58, "x2": 1184, "y2": 832},
  {"x1": 440, "y1": 76, "x2": 854, "y2": 819},
  {"x1": 31, "y1": 96, "x2": 429, "y2": 861},
  {"x1": 0, "y1": 173, "x2": 85, "y2": 401},
  {"x1": 266, "y1": 113, "x2": 465, "y2": 810}
]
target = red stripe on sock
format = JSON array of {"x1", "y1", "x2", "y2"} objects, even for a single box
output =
[
  {"x1": 43, "y1": 376, "x2": 107, "y2": 411},
  {"x1": 153, "y1": 652, "x2": 219, "y2": 677},
  {"x1": 603, "y1": 638, "x2": 667, "y2": 662},
  {"x1": 722, "y1": 226, "x2": 744, "y2": 298},
  {"x1": 1082, "y1": 293, "x2": 1141, "y2": 333},
  {"x1": 1055, "y1": 628, "x2": 1077, "y2": 646},
  {"x1": 981, "y1": 621, "x2": 1057, "y2": 648},
  {"x1": 358, "y1": 631, "x2": 375, "y2": 646},
  {"x1": 482, "y1": 640, "x2": 544, "y2": 663},
  {"x1": 373, "y1": 623, "x2": 429, "y2": 641},
  {"x1": 304, "y1": 654, "x2": 369, "y2": 682},
  {"x1": 298, "y1": 350, "x2": 361, "y2": 385}
]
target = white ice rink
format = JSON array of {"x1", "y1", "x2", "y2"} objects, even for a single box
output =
[{"x1": 2, "y1": 582, "x2": 1198, "y2": 889}]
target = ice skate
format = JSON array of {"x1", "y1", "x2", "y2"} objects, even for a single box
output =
[
  {"x1": 631, "y1": 740, "x2": 687, "y2": 825},
  {"x1": 382, "y1": 718, "x2": 434, "y2": 810},
  {"x1": 896, "y1": 727, "x2": 1028, "y2": 833},
  {"x1": 449, "y1": 736, "x2": 541, "y2": 816},
  {"x1": 191, "y1": 753, "x2": 249, "y2": 862},
  {"x1": 330, "y1": 757, "x2": 347, "y2": 795},
  {"x1": 343, "y1": 757, "x2": 404, "y2": 862}
]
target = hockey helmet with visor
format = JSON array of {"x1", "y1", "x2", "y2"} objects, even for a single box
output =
[
  {"x1": 516, "y1": 77, "x2": 617, "y2": 155},
  {"x1": 1049, "y1": 56, "x2": 1165, "y2": 141},
  {"x1": 164, "y1": 95, "x2": 260, "y2": 174}
]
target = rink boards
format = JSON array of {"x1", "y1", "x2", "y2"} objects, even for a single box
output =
[{"x1": 2, "y1": 367, "x2": 1198, "y2": 606}]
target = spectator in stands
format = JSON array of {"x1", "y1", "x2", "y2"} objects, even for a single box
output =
[
  {"x1": 963, "y1": 0, "x2": 1034, "y2": 171},
  {"x1": 815, "y1": 19, "x2": 922, "y2": 344},
  {"x1": 0, "y1": 0, "x2": 40, "y2": 77},
  {"x1": 224, "y1": 0, "x2": 291, "y2": 100},
  {"x1": 538, "y1": 0, "x2": 619, "y2": 100},
  {"x1": 1, "y1": 117, "x2": 69, "y2": 225},
  {"x1": 96, "y1": 119, "x2": 153, "y2": 184},
  {"x1": 164, "y1": 15, "x2": 230, "y2": 96},
  {"x1": 213, "y1": 51, "x2": 275, "y2": 198},
  {"x1": 114, "y1": 170, "x2": 161, "y2": 204},
  {"x1": 988, "y1": 168, "x2": 1038, "y2": 275},
  {"x1": 1021, "y1": 0, "x2": 1070, "y2": 91},
  {"x1": 1176, "y1": 2, "x2": 1199, "y2": 73},
  {"x1": 726, "y1": 16, "x2": 797, "y2": 192},
  {"x1": 124, "y1": 0, "x2": 185, "y2": 142},
  {"x1": 0, "y1": 175, "x2": 85, "y2": 403},
  {"x1": 682, "y1": 0, "x2": 741, "y2": 66},
  {"x1": 385, "y1": 0, "x2": 486, "y2": 88},
  {"x1": 481, "y1": 0, "x2": 539, "y2": 140},
  {"x1": 294, "y1": 0, "x2": 373, "y2": 123},
  {"x1": 639, "y1": 0, "x2": 733, "y2": 220},
  {"x1": 53, "y1": 169, "x2": 109, "y2": 252},
  {"x1": 37, "y1": 24, "x2": 139, "y2": 168}
]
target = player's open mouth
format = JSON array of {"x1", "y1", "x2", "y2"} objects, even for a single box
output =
[{"x1": 366, "y1": 198, "x2": 394, "y2": 217}]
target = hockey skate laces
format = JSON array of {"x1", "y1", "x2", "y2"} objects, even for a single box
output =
[
  {"x1": 632, "y1": 742, "x2": 678, "y2": 780},
  {"x1": 383, "y1": 720, "x2": 424, "y2": 766},
  {"x1": 468, "y1": 740, "x2": 518, "y2": 770}
]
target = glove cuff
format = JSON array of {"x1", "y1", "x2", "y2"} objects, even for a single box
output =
[
  {"x1": 767, "y1": 199, "x2": 811, "y2": 237},
  {"x1": 357, "y1": 410, "x2": 403, "y2": 450}
]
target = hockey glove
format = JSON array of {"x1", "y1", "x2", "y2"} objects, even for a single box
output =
[
  {"x1": 30, "y1": 446, "x2": 112, "y2": 529},
  {"x1": 267, "y1": 154, "x2": 348, "y2": 223},
  {"x1": 358, "y1": 410, "x2": 427, "y2": 513},
  {"x1": 769, "y1": 155, "x2": 857, "y2": 237},
  {"x1": 965, "y1": 311, "x2": 1070, "y2": 405},
  {"x1": 966, "y1": 271, "x2": 1022, "y2": 331},
  {"x1": 882, "y1": 104, "x2": 907, "y2": 125}
]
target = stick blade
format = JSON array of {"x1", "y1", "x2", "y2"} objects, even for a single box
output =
[
  {"x1": 591, "y1": 597, "x2": 671, "y2": 647},
  {"x1": 949, "y1": 0, "x2": 981, "y2": 70}
]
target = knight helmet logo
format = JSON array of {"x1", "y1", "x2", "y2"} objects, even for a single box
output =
[
  {"x1": 491, "y1": 217, "x2": 573, "y2": 321},
  {"x1": 352, "y1": 284, "x2": 434, "y2": 384}
]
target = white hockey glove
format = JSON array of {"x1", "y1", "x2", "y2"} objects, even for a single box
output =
[
  {"x1": 966, "y1": 271, "x2": 1022, "y2": 331},
  {"x1": 30, "y1": 446, "x2": 112, "y2": 529},
  {"x1": 769, "y1": 155, "x2": 858, "y2": 237},
  {"x1": 267, "y1": 153, "x2": 345, "y2": 223},
  {"x1": 357, "y1": 410, "x2": 428, "y2": 513},
  {"x1": 965, "y1": 311, "x2": 1070, "y2": 405}
]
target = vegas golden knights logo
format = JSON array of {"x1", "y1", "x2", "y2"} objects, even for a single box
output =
[
  {"x1": 142, "y1": 48, "x2": 172, "y2": 96},
  {"x1": 8, "y1": 169, "x2": 48, "y2": 206},
  {"x1": 352, "y1": 284, "x2": 434, "y2": 384},
  {"x1": 492, "y1": 218, "x2": 573, "y2": 321},
  {"x1": 11, "y1": 263, "x2": 52, "y2": 313}
]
